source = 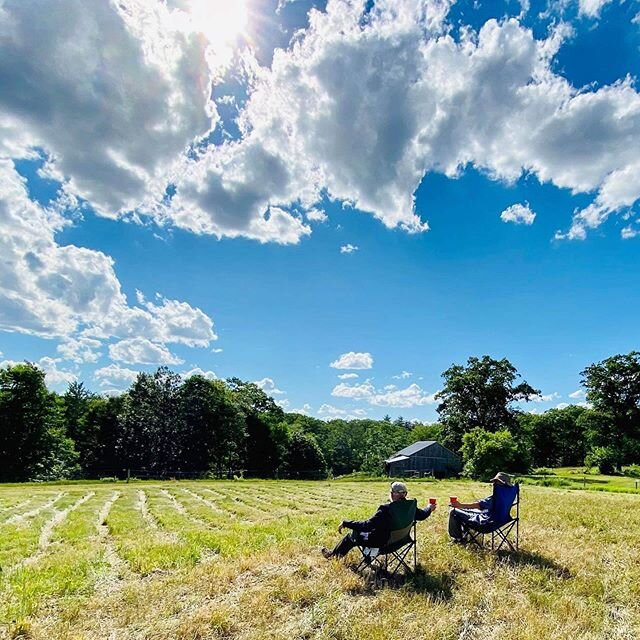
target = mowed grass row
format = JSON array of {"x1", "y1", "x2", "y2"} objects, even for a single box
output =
[{"x1": 0, "y1": 480, "x2": 639, "y2": 639}]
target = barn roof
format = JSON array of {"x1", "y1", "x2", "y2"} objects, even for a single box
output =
[{"x1": 389, "y1": 440, "x2": 437, "y2": 458}]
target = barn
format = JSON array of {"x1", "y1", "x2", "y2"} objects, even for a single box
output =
[{"x1": 385, "y1": 441, "x2": 462, "y2": 478}]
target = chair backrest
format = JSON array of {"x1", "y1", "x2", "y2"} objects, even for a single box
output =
[
  {"x1": 385, "y1": 498, "x2": 417, "y2": 543},
  {"x1": 492, "y1": 483, "x2": 519, "y2": 524}
]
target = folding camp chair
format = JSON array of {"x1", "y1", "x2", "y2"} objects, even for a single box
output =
[
  {"x1": 355, "y1": 498, "x2": 417, "y2": 583},
  {"x1": 459, "y1": 483, "x2": 520, "y2": 552}
]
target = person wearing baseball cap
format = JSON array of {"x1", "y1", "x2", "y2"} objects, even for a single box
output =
[
  {"x1": 447, "y1": 471, "x2": 512, "y2": 542},
  {"x1": 321, "y1": 480, "x2": 436, "y2": 559}
]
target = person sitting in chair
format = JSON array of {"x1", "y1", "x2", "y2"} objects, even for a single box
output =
[
  {"x1": 448, "y1": 471, "x2": 512, "y2": 542},
  {"x1": 321, "y1": 481, "x2": 435, "y2": 559}
]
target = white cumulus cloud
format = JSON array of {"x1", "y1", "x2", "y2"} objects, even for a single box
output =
[
  {"x1": 340, "y1": 244, "x2": 359, "y2": 254},
  {"x1": 109, "y1": 338, "x2": 183, "y2": 365},
  {"x1": 500, "y1": 203, "x2": 536, "y2": 226},
  {"x1": 330, "y1": 352, "x2": 374, "y2": 370}
]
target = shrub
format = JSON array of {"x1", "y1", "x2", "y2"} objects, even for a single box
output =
[
  {"x1": 584, "y1": 447, "x2": 617, "y2": 475},
  {"x1": 461, "y1": 428, "x2": 529, "y2": 480},
  {"x1": 623, "y1": 464, "x2": 640, "y2": 479}
]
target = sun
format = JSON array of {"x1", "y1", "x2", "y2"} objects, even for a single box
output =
[{"x1": 188, "y1": 0, "x2": 248, "y2": 47}]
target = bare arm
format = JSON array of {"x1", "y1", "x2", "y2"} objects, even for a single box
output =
[{"x1": 451, "y1": 500, "x2": 481, "y2": 509}]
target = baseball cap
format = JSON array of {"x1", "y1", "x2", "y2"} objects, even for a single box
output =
[{"x1": 390, "y1": 481, "x2": 408, "y2": 494}]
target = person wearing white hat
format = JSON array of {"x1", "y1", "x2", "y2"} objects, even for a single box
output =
[
  {"x1": 321, "y1": 480, "x2": 436, "y2": 559},
  {"x1": 448, "y1": 472, "x2": 513, "y2": 542}
]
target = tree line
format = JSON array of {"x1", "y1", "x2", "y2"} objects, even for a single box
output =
[{"x1": 0, "y1": 351, "x2": 639, "y2": 482}]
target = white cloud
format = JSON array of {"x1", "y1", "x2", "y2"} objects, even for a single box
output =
[
  {"x1": 56, "y1": 337, "x2": 102, "y2": 364},
  {"x1": 276, "y1": 398, "x2": 290, "y2": 410},
  {"x1": 578, "y1": 0, "x2": 613, "y2": 18},
  {"x1": 0, "y1": 160, "x2": 216, "y2": 359},
  {"x1": 254, "y1": 377, "x2": 286, "y2": 395},
  {"x1": 211, "y1": 347, "x2": 224, "y2": 353},
  {"x1": 318, "y1": 403, "x2": 348, "y2": 416},
  {"x1": 529, "y1": 392, "x2": 561, "y2": 403},
  {"x1": 290, "y1": 403, "x2": 312, "y2": 415},
  {"x1": 569, "y1": 389, "x2": 587, "y2": 399},
  {"x1": 555, "y1": 402, "x2": 570, "y2": 410},
  {"x1": 0, "y1": 0, "x2": 216, "y2": 217},
  {"x1": 1, "y1": 0, "x2": 638, "y2": 250},
  {"x1": 340, "y1": 244, "x2": 359, "y2": 254},
  {"x1": 0, "y1": 356, "x2": 76, "y2": 388},
  {"x1": 181, "y1": 367, "x2": 217, "y2": 380},
  {"x1": 330, "y1": 352, "x2": 374, "y2": 370},
  {"x1": 500, "y1": 203, "x2": 536, "y2": 226},
  {"x1": 331, "y1": 380, "x2": 438, "y2": 408},
  {"x1": 392, "y1": 371, "x2": 413, "y2": 380},
  {"x1": 338, "y1": 373, "x2": 359, "y2": 380},
  {"x1": 306, "y1": 208, "x2": 328, "y2": 223},
  {"x1": 109, "y1": 338, "x2": 183, "y2": 365},
  {"x1": 621, "y1": 225, "x2": 640, "y2": 240},
  {"x1": 94, "y1": 364, "x2": 139, "y2": 388}
]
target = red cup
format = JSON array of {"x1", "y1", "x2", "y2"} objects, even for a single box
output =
[
  {"x1": 429, "y1": 497, "x2": 437, "y2": 505},
  {"x1": 449, "y1": 496, "x2": 458, "y2": 504}
]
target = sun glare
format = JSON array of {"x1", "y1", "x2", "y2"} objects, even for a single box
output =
[{"x1": 188, "y1": 0, "x2": 248, "y2": 47}]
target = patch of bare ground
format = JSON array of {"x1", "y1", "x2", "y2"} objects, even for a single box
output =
[
  {"x1": 160, "y1": 489, "x2": 210, "y2": 528},
  {"x1": 12, "y1": 492, "x2": 95, "y2": 572},
  {"x1": 182, "y1": 488, "x2": 227, "y2": 515},
  {"x1": 136, "y1": 490, "x2": 158, "y2": 529},
  {"x1": 4, "y1": 492, "x2": 65, "y2": 525},
  {"x1": 602, "y1": 548, "x2": 640, "y2": 640},
  {"x1": 95, "y1": 491, "x2": 132, "y2": 594}
]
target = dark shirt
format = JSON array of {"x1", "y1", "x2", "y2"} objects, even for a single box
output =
[{"x1": 342, "y1": 500, "x2": 432, "y2": 547}]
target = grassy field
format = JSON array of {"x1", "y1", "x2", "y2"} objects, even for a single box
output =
[
  {"x1": 1, "y1": 479, "x2": 639, "y2": 639},
  {"x1": 517, "y1": 467, "x2": 640, "y2": 493}
]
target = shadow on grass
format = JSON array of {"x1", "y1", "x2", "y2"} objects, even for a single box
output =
[
  {"x1": 346, "y1": 562, "x2": 456, "y2": 600},
  {"x1": 496, "y1": 549, "x2": 572, "y2": 579}
]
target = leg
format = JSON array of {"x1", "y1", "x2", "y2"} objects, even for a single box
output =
[
  {"x1": 448, "y1": 509, "x2": 465, "y2": 540},
  {"x1": 325, "y1": 532, "x2": 360, "y2": 558}
]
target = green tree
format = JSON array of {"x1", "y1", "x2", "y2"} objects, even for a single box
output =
[
  {"x1": 61, "y1": 381, "x2": 97, "y2": 473},
  {"x1": 82, "y1": 395, "x2": 126, "y2": 476},
  {"x1": 0, "y1": 363, "x2": 79, "y2": 481},
  {"x1": 285, "y1": 431, "x2": 328, "y2": 479},
  {"x1": 461, "y1": 428, "x2": 529, "y2": 480},
  {"x1": 117, "y1": 368, "x2": 185, "y2": 474},
  {"x1": 436, "y1": 356, "x2": 539, "y2": 451},
  {"x1": 226, "y1": 378, "x2": 286, "y2": 477},
  {"x1": 179, "y1": 376, "x2": 245, "y2": 475},
  {"x1": 520, "y1": 405, "x2": 588, "y2": 467},
  {"x1": 581, "y1": 352, "x2": 640, "y2": 464}
]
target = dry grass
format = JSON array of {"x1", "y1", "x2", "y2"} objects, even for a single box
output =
[{"x1": 1, "y1": 480, "x2": 639, "y2": 639}]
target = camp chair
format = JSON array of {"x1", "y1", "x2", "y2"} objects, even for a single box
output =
[
  {"x1": 355, "y1": 498, "x2": 417, "y2": 583},
  {"x1": 459, "y1": 483, "x2": 520, "y2": 552}
]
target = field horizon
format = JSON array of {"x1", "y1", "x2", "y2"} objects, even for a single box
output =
[{"x1": 1, "y1": 479, "x2": 639, "y2": 639}]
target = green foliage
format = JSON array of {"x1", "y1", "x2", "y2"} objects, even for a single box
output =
[
  {"x1": 519, "y1": 405, "x2": 588, "y2": 467},
  {"x1": 581, "y1": 351, "x2": 640, "y2": 464},
  {"x1": 436, "y1": 356, "x2": 539, "y2": 451},
  {"x1": 623, "y1": 464, "x2": 640, "y2": 478},
  {"x1": 461, "y1": 428, "x2": 529, "y2": 480},
  {"x1": 584, "y1": 446, "x2": 618, "y2": 475},
  {"x1": 285, "y1": 431, "x2": 327, "y2": 479},
  {"x1": 0, "y1": 363, "x2": 79, "y2": 481}
]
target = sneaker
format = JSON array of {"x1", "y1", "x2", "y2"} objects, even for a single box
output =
[{"x1": 321, "y1": 547, "x2": 333, "y2": 559}]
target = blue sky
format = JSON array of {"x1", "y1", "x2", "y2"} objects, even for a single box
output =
[{"x1": 0, "y1": 0, "x2": 639, "y2": 422}]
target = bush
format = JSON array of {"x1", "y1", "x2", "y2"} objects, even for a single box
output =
[
  {"x1": 461, "y1": 428, "x2": 529, "y2": 480},
  {"x1": 623, "y1": 464, "x2": 640, "y2": 479},
  {"x1": 584, "y1": 447, "x2": 617, "y2": 475}
]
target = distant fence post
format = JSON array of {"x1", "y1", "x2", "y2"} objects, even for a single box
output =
[
  {"x1": 126, "y1": 468, "x2": 130, "y2": 483},
  {"x1": 583, "y1": 476, "x2": 586, "y2": 488}
]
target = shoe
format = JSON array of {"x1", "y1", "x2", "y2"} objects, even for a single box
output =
[{"x1": 321, "y1": 547, "x2": 333, "y2": 559}]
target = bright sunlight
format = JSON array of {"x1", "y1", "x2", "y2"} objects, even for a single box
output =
[{"x1": 188, "y1": 0, "x2": 248, "y2": 46}]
